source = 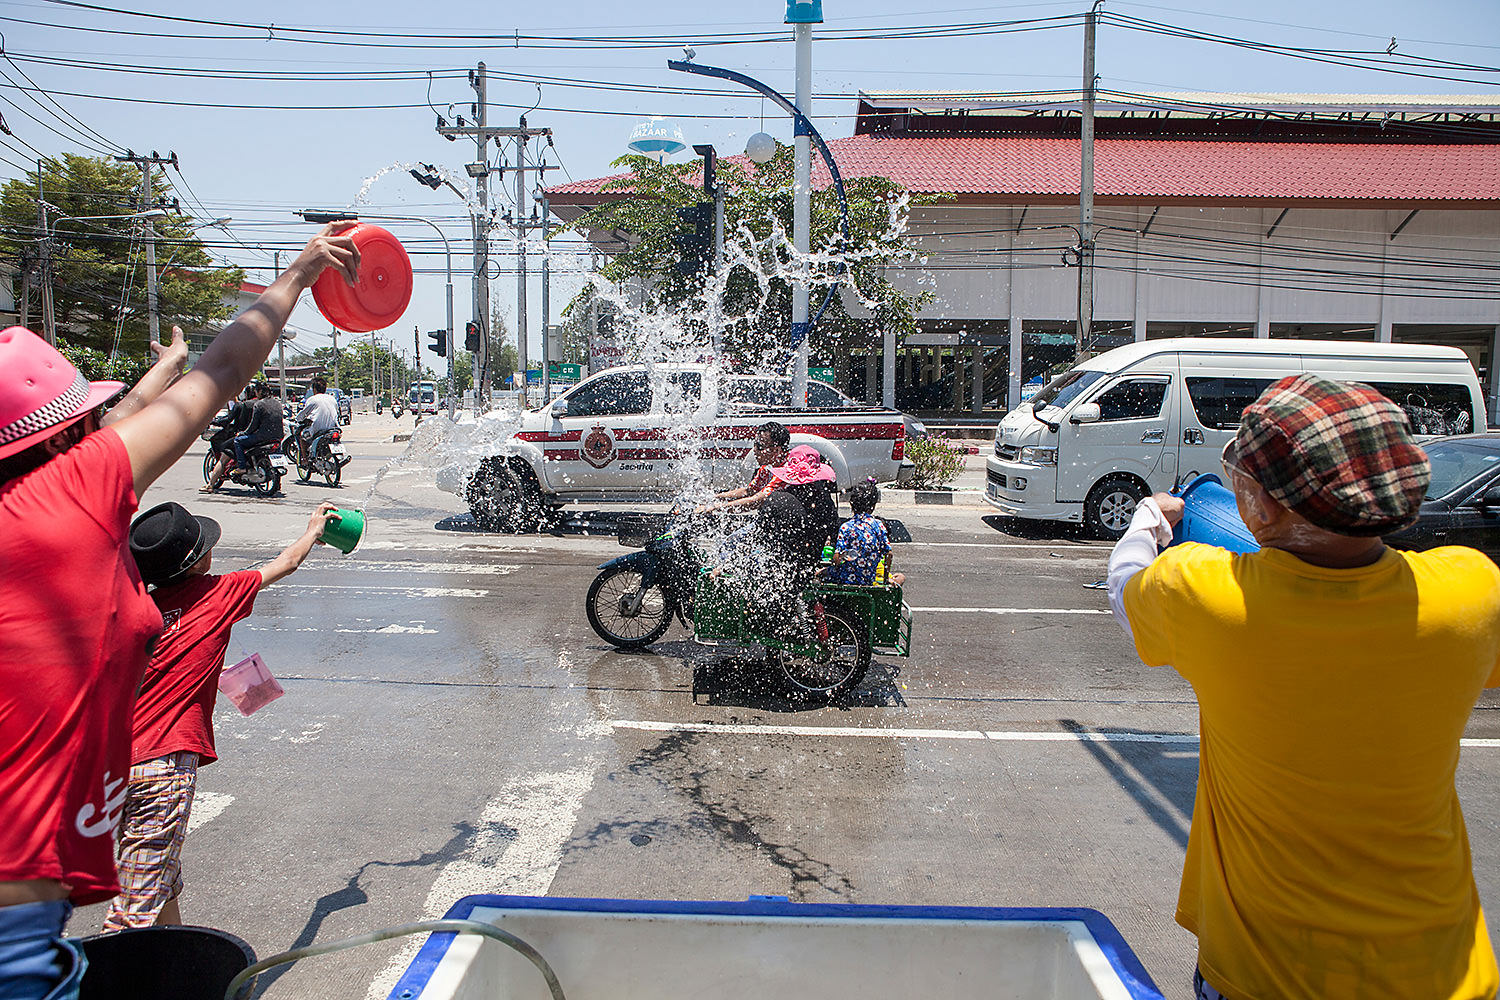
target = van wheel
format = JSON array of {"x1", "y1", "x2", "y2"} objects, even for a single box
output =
[{"x1": 1085, "y1": 475, "x2": 1145, "y2": 540}]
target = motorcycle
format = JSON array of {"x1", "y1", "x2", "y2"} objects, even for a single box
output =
[
  {"x1": 584, "y1": 513, "x2": 911, "y2": 700},
  {"x1": 290, "y1": 420, "x2": 351, "y2": 487},
  {"x1": 391, "y1": 398, "x2": 404, "y2": 418},
  {"x1": 199, "y1": 428, "x2": 288, "y2": 496}
]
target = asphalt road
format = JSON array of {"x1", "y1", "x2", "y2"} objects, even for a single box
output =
[{"x1": 71, "y1": 411, "x2": 1500, "y2": 1000}]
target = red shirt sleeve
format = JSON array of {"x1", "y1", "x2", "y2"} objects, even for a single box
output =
[{"x1": 214, "y1": 570, "x2": 263, "y2": 626}]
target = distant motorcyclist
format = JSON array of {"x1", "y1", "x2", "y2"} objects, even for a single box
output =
[
  {"x1": 295, "y1": 377, "x2": 339, "y2": 463},
  {"x1": 201, "y1": 387, "x2": 255, "y2": 492}
]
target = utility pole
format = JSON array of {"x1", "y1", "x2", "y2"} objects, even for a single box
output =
[
  {"x1": 413, "y1": 325, "x2": 422, "y2": 423},
  {"x1": 540, "y1": 193, "x2": 550, "y2": 403},
  {"x1": 1078, "y1": 1, "x2": 1100, "y2": 362},
  {"x1": 274, "y1": 251, "x2": 288, "y2": 404},
  {"x1": 435, "y1": 72, "x2": 554, "y2": 407},
  {"x1": 115, "y1": 150, "x2": 177, "y2": 347},
  {"x1": 35, "y1": 160, "x2": 56, "y2": 346},
  {"x1": 331, "y1": 327, "x2": 341, "y2": 391},
  {"x1": 516, "y1": 128, "x2": 529, "y2": 401}
]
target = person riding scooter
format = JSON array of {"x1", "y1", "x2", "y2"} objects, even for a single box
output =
[
  {"x1": 202, "y1": 388, "x2": 254, "y2": 490},
  {"x1": 294, "y1": 377, "x2": 339, "y2": 465},
  {"x1": 205, "y1": 383, "x2": 284, "y2": 493}
]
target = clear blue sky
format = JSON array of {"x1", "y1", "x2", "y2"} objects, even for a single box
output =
[{"x1": 2, "y1": 0, "x2": 1496, "y2": 362}]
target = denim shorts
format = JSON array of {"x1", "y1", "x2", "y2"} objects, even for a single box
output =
[{"x1": 0, "y1": 900, "x2": 85, "y2": 1000}]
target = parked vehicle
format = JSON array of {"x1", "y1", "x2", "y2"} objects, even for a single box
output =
[
  {"x1": 986, "y1": 338, "x2": 1488, "y2": 538},
  {"x1": 585, "y1": 513, "x2": 910, "y2": 699},
  {"x1": 437, "y1": 364, "x2": 917, "y2": 532},
  {"x1": 290, "y1": 420, "x2": 351, "y2": 487},
  {"x1": 721, "y1": 374, "x2": 928, "y2": 442},
  {"x1": 1385, "y1": 432, "x2": 1500, "y2": 563}
]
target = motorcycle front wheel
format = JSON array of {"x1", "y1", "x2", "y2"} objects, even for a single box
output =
[
  {"x1": 773, "y1": 605, "x2": 871, "y2": 701},
  {"x1": 586, "y1": 566, "x2": 673, "y2": 649},
  {"x1": 202, "y1": 451, "x2": 216, "y2": 484},
  {"x1": 297, "y1": 449, "x2": 314, "y2": 483}
]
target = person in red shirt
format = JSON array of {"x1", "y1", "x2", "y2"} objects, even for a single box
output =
[
  {"x1": 103, "y1": 501, "x2": 338, "y2": 930},
  {"x1": 0, "y1": 222, "x2": 358, "y2": 1000}
]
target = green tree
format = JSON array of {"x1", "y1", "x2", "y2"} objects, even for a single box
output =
[
  {"x1": 557, "y1": 145, "x2": 943, "y2": 373},
  {"x1": 0, "y1": 155, "x2": 244, "y2": 378}
]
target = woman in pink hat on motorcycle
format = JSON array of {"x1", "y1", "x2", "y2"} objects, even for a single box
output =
[{"x1": 0, "y1": 223, "x2": 358, "y2": 999}]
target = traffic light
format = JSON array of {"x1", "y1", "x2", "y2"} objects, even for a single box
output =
[
  {"x1": 673, "y1": 201, "x2": 714, "y2": 279},
  {"x1": 464, "y1": 321, "x2": 480, "y2": 353},
  {"x1": 427, "y1": 329, "x2": 448, "y2": 358}
]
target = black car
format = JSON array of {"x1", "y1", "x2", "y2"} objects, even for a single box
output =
[{"x1": 1385, "y1": 432, "x2": 1500, "y2": 563}]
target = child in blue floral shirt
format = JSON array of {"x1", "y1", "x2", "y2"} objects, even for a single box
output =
[{"x1": 824, "y1": 482, "x2": 905, "y2": 586}]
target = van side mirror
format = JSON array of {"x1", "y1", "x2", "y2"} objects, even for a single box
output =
[
  {"x1": 550, "y1": 399, "x2": 569, "y2": 418},
  {"x1": 1069, "y1": 402, "x2": 1101, "y2": 425}
]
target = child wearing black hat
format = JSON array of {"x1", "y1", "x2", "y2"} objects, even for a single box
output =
[{"x1": 104, "y1": 500, "x2": 338, "y2": 931}]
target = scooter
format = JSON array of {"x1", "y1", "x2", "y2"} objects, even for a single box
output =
[
  {"x1": 290, "y1": 420, "x2": 351, "y2": 487},
  {"x1": 200, "y1": 433, "x2": 288, "y2": 496}
]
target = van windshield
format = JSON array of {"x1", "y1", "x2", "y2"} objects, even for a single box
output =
[{"x1": 1032, "y1": 369, "x2": 1106, "y2": 411}]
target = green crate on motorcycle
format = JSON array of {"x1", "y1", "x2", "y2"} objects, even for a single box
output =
[{"x1": 693, "y1": 573, "x2": 910, "y2": 658}]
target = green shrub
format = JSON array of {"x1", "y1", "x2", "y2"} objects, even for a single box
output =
[{"x1": 904, "y1": 435, "x2": 967, "y2": 489}]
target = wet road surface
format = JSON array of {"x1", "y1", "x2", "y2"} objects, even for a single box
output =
[{"x1": 72, "y1": 413, "x2": 1500, "y2": 1000}]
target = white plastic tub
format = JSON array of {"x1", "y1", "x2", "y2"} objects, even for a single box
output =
[{"x1": 388, "y1": 895, "x2": 1163, "y2": 1000}]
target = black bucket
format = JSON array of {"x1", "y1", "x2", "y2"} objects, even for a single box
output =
[{"x1": 78, "y1": 925, "x2": 255, "y2": 1000}]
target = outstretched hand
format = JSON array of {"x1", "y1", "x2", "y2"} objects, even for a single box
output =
[
  {"x1": 308, "y1": 501, "x2": 341, "y2": 542},
  {"x1": 286, "y1": 221, "x2": 360, "y2": 290},
  {"x1": 150, "y1": 325, "x2": 188, "y2": 374},
  {"x1": 1150, "y1": 492, "x2": 1185, "y2": 526}
]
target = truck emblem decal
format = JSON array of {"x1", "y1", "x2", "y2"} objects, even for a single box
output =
[{"x1": 582, "y1": 425, "x2": 616, "y2": 469}]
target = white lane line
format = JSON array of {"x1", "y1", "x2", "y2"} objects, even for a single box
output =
[
  {"x1": 335, "y1": 561, "x2": 520, "y2": 576},
  {"x1": 277, "y1": 584, "x2": 489, "y2": 598},
  {"x1": 910, "y1": 606, "x2": 1110, "y2": 615},
  {"x1": 243, "y1": 623, "x2": 439, "y2": 635},
  {"x1": 365, "y1": 651, "x2": 604, "y2": 1000},
  {"x1": 186, "y1": 791, "x2": 234, "y2": 833},
  {"x1": 609, "y1": 720, "x2": 1500, "y2": 749},
  {"x1": 903, "y1": 542, "x2": 1108, "y2": 551}
]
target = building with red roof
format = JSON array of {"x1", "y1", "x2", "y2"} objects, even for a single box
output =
[{"x1": 546, "y1": 92, "x2": 1500, "y2": 419}]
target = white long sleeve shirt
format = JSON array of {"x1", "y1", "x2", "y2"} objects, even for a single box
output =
[{"x1": 1105, "y1": 497, "x2": 1175, "y2": 643}]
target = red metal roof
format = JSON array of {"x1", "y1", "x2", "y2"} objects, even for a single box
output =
[{"x1": 546, "y1": 134, "x2": 1500, "y2": 206}]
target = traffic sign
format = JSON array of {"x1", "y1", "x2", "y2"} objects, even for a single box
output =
[{"x1": 808, "y1": 366, "x2": 835, "y2": 383}]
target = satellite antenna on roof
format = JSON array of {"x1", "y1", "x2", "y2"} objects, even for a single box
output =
[{"x1": 627, "y1": 117, "x2": 687, "y2": 162}]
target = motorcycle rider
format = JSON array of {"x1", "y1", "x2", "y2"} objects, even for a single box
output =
[
  {"x1": 205, "y1": 383, "x2": 283, "y2": 493},
  {"x1": 698, "y1": 421, "x2": 790, "y2": 515},
  {"x1": 294, "y1": 377, "x2": 339, "y2": 465},
  {"x1": 201, "y1": 388, "x2": 254, "y2": 491}
]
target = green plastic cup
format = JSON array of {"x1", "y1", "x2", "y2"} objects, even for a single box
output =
[{"x1": 321, "y1": 508, "x2": 365, "y2": 554}]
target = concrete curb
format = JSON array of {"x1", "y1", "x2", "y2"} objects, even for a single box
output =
[{"x1": 888, "y1": 488, "x2": 988, "y2": 508}]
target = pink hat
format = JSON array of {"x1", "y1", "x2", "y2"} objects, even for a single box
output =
[
  {"x1": 770, "y1": 444, "x2": 836, "y2": 485},
  {"x1": 0, "y1": 327, "x2": 124, "y2": 461}
]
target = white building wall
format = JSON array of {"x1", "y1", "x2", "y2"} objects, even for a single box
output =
[{"x1": 887, "y1": 203, "x2": 1500, "y2": 411}]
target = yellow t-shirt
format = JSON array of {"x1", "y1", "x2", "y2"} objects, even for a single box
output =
[{"x1": 1125, "y1": 543, "x2": 1500, "y2": 1000}]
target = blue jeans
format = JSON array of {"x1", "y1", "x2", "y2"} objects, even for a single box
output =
[
  {"x1": 232, "y1": 433, "x2": 255, "y2": 468},
  {"x1": 0, "y1": 900, "x2": 84, "y2": 1000}
]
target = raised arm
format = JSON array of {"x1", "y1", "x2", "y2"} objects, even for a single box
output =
[
  {"x1": 111, "y1": 223, "x2": 359, "y2": 496},
  {"x1": 259, "y1": 503, "x2": 340, "y2": 586},
  {"x1": 100, "y1": 325, "x2": 189, "y2": 427}
]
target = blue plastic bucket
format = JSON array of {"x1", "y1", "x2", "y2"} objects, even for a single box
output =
[{"x1": 1171, "y1": 474, "x2": 1260, "y2": 553}]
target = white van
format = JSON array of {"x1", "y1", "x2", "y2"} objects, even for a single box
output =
[{"x1": 986, "y1": 338, "x2": 1487, "y2": 538}]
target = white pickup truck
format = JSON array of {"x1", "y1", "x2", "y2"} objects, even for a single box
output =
[{"x1": 439, "y1": 364, "x2": 918, "y2": 531}]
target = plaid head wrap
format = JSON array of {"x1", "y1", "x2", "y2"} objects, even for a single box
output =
[{"x1": 1222, "y1": 373, "x2": 1430, "y2": 536}]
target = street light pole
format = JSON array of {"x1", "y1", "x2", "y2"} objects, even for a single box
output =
[
  {"x1": 789, "y1": 0, "x2": 821, "y2": 407},
  {"x1": 1078, "y1": 0, "x2": 1101, "y2": 362}
]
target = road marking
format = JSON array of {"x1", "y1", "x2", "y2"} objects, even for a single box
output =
[
  {"x1": 608, "y1": 720, "x2": 1500, "y2": 749},
  {"x1": 277, "y1": 584, "x2": 490, "y2": 598},
  {"x1": 243, "y1": 622, "x2": 439, "y2": 635},
  {"x1": 334, "y1": 561, "x2": 520, "y2": 576},
  {"x1": 910, "y1": 606, "x2": 1110, "y2": 615},
  {"x1": 365, "y1": 652, "x2": 603, "y2": 1000},
  {"x1": 903, "y1": 542, "x2": 1108, "y2": 551},
  {"x1": 187, "y1": 791, "x2": 234, "y2": 834}
]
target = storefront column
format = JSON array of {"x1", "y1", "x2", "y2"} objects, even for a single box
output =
[
  {"x1": 865, "y1": 351, "x2": 877, "y2": 403},
  {"x1": 1490, "y1": 325, "x2": 1500, "y2": 426},
  {"x1": 1008, "y1": 316, "x2": 1023, "y2": 410},
  {"x1": 882, "y1": 327, "x2": 896, "y2": 408},
  {"x1": 971, "y1": 344, "x2": 983, "y2": 413}
]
